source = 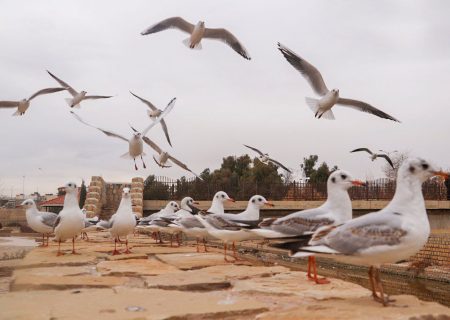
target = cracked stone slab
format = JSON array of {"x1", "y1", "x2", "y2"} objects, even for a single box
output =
[
  {"x1": 155, "y1": 252, "x2": 252, "y2": 270},
  {"x1": 0, "y1": 288, "x2": 268, "y2": 320},
  {"x1": 97, "y1": 258, "x2": 179, "y2": 276}
]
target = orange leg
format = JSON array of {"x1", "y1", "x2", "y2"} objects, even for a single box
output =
[
  {"x1": 307, "y1": 256, "x2": 314, "y2": 280},
  {"x1": 39, "y1": 234, "x2": 45, "y2": 247},
  {"x1": 112, "y1": 237, "x2": 121, "y2": 255},
  {"x1": 203, "y1": 238, "x2": 208, "y2": 252},
  {"x1": 232, "y1": 242, "x2": 241, "y2": 261},
  {"x1": 56, "y1": 240, "x2": 63, "y2": 256},
  {"x1": 310, "y1": 256, "x2": 330, "y2": 284},
  {"x1": 170, "y1": 234, "x2": 174, "y2": 247},
  {"x1": 71, "y1": 237, "x2": 80, "y2": 254},
  {"x1": 123, "y1": 239, "x2": 131, "y2": 254},
  {"x1": 196, "y1": 238, "x2": 200, "y2": 253},
  {"x1": 224, "y1": 243, "x2": 234, "y2": 262}
]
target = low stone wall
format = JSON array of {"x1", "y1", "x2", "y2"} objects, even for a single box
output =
[{"x1": 0, "y1": 208, "x2": 26, "y2": 227}]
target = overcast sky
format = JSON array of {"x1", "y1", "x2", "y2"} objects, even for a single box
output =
[{"x1": 1, "y1": 0, "x2": 449, "y2": 195}]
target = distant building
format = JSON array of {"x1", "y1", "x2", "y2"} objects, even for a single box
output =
[{"x1": 39, "y1": 187, "x2": 80, "y2": 213}]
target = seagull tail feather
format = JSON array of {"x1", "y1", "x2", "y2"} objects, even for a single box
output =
[{"x1": 305, "y1": 97, "x2": 320, "y2": 116}]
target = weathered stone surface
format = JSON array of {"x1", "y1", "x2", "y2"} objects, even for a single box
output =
[
  {"x1": 97, "y1": 258, "x2": 179, "y2": 276},
  {"x1": 0, "y1": 288, "x2": 269, "y2": 320},
  {"x1": 145, "y1": 271, "x2": 231, "y2": 291},
  {"x1": 155, "y1": 252, "x2": 251, "y2": 270}
]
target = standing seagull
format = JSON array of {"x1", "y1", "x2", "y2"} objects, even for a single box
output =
[
  {"x1": 53, "y1": 182, "x2": 85, "y2": 256},
  {"x1": 207, "y1": 191, "x2": 235, "y2": 215},
  {"x1": 277, "y1": 43, "x2": 399, "y2": 122},
  {"x1": 351, "y1": 148, "x2": 394, "y2": 169},
  {"x1": 109, "y1": 188, "x2": 136, "y2": 255},
  {"x1": 0, "y1": 87, "x2": 67, "y2": 116},
  {"x1": 142, "y1": 136, "x2": 201, "y2": 178},
  {"x1": 21, "y1": 199, "x2": 58, "y2": 247},
  {"x1": 141, "y1": 17, "x2": 251, "y2": 60},
  {"x1": 293, "y1": 158, "x2": 447, "y2": 305},
  {"x1": 47, "y1": 70, "x2": 112, "y2": 108},
  {"x1": 71, "y1": 103, "x2": 173, "y2": 170},
  {"x1": 244, "y1": 144, "x2": 292, "y2": 173},
  {"x1": 130, "y1": 92, "x2": 175, "y2": 147}
]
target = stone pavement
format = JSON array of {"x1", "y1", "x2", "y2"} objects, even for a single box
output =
[{"x1": 0, "y1": 231, "x2": 449, "y2": 320}]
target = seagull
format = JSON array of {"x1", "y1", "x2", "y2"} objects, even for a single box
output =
[
  {"x1": 0, "y1": 87, "x2": 67, "y2": 116},
  {"x1": 196, "y1": 195, "x2": 273, "y2": 261},
  {"x1": 80, "y1": 209, "x2": 101, "y2": 241},
  {"x1": 47, "y1": 70, "x2": 112, "y2": 108},
  {"x1": 141, "y1": 135, "x2": 201, "y2": 178},
  {"x1": 53, "y1": 182, "x2": 85, "y2": 256},
  {"x1": 291, "y1": 158, "x2": 447, "y2": 305},
  {"x1": 141, "y1": 17, "x2": 251, "y2": 60},
  {"x1": 137, "y1": 201, "x2": 179, "y2": 243},
  {"x1": 207, "y1": 191, "x2": 235, "y2": 215},
  {"x1": 351, "y1": 148, "x2": 394, "y2": 169},
  {"x1": 108, "y1": 188, "x2": 136, "y2": 255},
  {"x1": 130, "y1": 92, "x2": 176, "y2": 147},
  {"x1": 277, "y1": 43, "x2": 400, "y2": 122},
  {"x1": 244, "y1": 144, "x2": 292, "y2": 173},
  {"x1": 21, "y1": 199, "x2": 58, "y2": 247},
  {"x1": 258, "y1": 170, "x2": 364, "y2": 284},
  {"x1": 71, "y1": 104, "x2": 173, "y2": 170}
]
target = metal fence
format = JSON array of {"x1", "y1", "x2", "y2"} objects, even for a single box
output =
[{"x1": 143, "y1": 177, "x2": 448, "y2": 201}]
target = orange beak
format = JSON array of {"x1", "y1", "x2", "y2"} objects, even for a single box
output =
[
  {"x1": 432, "y1": 171, "x2": 449, "y2": 179},
  {"x1": 351, "y1": 180, "x2": 367, "y2": 187},
  {"x1": 193, "y1": 201, "x2": 200, "y2": 205},
  {"x1": 227, "y1": 198, "x2": 235, "y2": 203},
  {"x1": 265, "y1": 201, "x2": 275, "y2": 207}
]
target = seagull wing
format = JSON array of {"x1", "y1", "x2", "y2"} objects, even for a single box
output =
[
  {"x1": 40, "y1": 212, "x2": 58, "y2": 228},
  {"x1": 46, "y1": 70, "x2": 78, "y2": 96},
  {"x1": 0, "y1": 101, "x2": 19, "y2": 108},
  {"x1": 268, "y1": 158, "x2": 292, "y2": 173},
  {"x1": 337, "y1": 98, "x2": 400, "y2": 122},
  {"x1": 130, "y1": 91, "x2": 157, "y2": 111},
  {"x1": 350, "y1": 148, "x2": 373, "y2": 155},
  {"x1": 83, "y1": 95, "x2": 113, "y2": 100},
  {"x1": 277, "y1": 43, "x2": 329, "y2": 96},
  {"x1": 70, "y1": 111, "x2": 128, "y2": 142},
  {"x1": 142, "y1": 136, "x2": 162, "y2": 154},
  {"x1": 168, "y1": 155, "x2": 194, "y2": 173},
  {"x1": 376, "y1": 154, "x2": 394, "y2": 169},
  {"x1": 159, "y1": 119, "x2": 172, "y2": 147},
  {"x1": 141, "y1": 97, "x2": 176, "y2": 136},
  {"x1": 141, "y1": 16, "x2": 194, "y2": 35},
  {"x1": 27, "y1": 87, "x2": 68, "y2": 101},
  {"x1": 203, "y1": 28, "x2": 251, "y2": 60},
  {"x1": 243, "y1": 144, "x2": 264, "y2": 156}
]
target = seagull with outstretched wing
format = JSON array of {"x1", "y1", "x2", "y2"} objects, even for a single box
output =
[
  {"x1": 277, "y1": 43, "x2": 400, "y2": 122},
  {"x1": 141, "y1": 17, "x2": 250, "y2": 60},
  {"x1": 350, "y1": 148, "x2": 394, "y2": 169},
  {"x1": 244, "y1": 144, "x2": 292, "y2": 173},
  {"x1": 70, "y1": 102, "x2": 173, "y2": 170},
  {"x1": 0, "y1": 87, "x2": 67, "y2": 116},
  {"x1": 130, "y1": 92, "x2": 175, "y2": 147},
  {"x1": 47, "y1": 70, "x2": 112, "y2": 108}
]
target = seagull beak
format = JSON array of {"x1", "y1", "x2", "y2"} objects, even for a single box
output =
[
  {"x1": 227, "y1": 198, "x2": 235, "y2": 203},
  {"x1": 265, "y1": 201, "x2": 275, "y2": 207},
  {"x1": 432, "y1": 171, "x2": 449, "y2": 179},
  {"x1": 351, "y1": 180, "x2": 367, "y2": 187},
  {"x1": 193, "y1": 201, "x2": 200, "y2": 205}
]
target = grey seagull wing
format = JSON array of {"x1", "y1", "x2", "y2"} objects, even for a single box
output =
[
  {"x1": 203, "y1": 28, "x2": 251, "y2": 60},
  {"x1": 83, "y1": 95, "x2": 113, "y2": 100},
  {"x1": 337, "y1": 98, "x2": 400, "y2": 122},
  {"x1": 376, "y1": 154, "x2": 394, "y2": 169},
  {"x1": 141, "y1": 97, "x2": 176, "y2": 136},
  {"x1": 350, "y1": 148, "x2": 373, "y2": 155},
  {"x1": 244, "y1": 144, "x2": 264, "y2": 156},
  {"x1": 160, "y1": 119, "x2": 172, "y2": 147},
  {"x1": 142, "y1": 136, "x2": 162, "y2": 154},
  {"x1": 129, "y1": 91, "x2": 158, "y2": 111},
  {"x1": 277, "y1": 43, "x2": 329, "y2": 96},
  {"x1": 46, "y1": 70, "x2": 78, "y2": 96},
  {"x1": 268, "y1": 158, "x2": 292, "y2": 173},
  {"x1": 0, "y1": 101, "x2": 19, "y2": 108},
  {"x1": 27, "y1": 87, "x2": 68, "y2": 101},
  {"x1": 40, "y1": 212, "x2": 58, "y2": 228},
  {"x1": 70, "y1": 111, "x2": 128, "y2": 142},
  {"x1": 141, "y1": 17, "x2": 194, "y2": 35}
]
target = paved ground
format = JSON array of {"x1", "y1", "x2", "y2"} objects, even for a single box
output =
[{"x1": 0, "y1": 231, "x2": 449, "y2": 320}]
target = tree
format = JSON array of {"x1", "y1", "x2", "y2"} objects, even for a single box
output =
[
  {"x1": 143, "y1": 175, "x2": 171, "y2": 200},
  {"x1": 382, "y1": 152, "x2": 409, "y2": 180},
  {"x1": 79, "y1": 180, "x2": 87, "y2": 209},
  {"x1": 301, "y1": 155, "x2": 338, "y2": 182}
]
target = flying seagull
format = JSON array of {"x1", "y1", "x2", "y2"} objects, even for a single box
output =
[
  {"x1": 47, "y1": 70, "x2": 113, "y2": 108},
  {"x1": 244, "y1": 144, "x2": 292, "y2": 173},
  {"x1": 71, "y1": 101, "x2": 174, "y2": 170},
  {"x1": 350, "y1": 148, "x2": 394, "y2": 169},
  {"x1": 141, "y1": 17, "x2": 251, "y2": 60},
  {"x1": 0, "y1": 87, "x2": 67, "y2": 116},
  {"x1": 139, "y1": 134, "x2": 201, "y2": 179},
  {"x1": 277, "y1": 43, "x2": 400, "y2": 122},
  {"x1": 130, "y1": 92, "x2": 175, "y2": 147}
]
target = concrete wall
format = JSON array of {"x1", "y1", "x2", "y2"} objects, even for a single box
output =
[{"x1": 0, "y1": 208, "x2": 26, "y2": 227}]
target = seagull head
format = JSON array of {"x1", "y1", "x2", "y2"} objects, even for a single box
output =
[
  {"x1": 133, "y1": 132, "x2": 141, "y2": 139},
  {"x1": 122, "y1": 187, "x2": 131, "y2": 198},
  {"x1": 249, "y1": 195, "x2": 274, "y2": 208},
  {"x1": 64, "y1": 182, "x2": 78, "y2": 194},
  {"x1": 80, "y1": 90, "x2": 87, "y2": 95},
  {"x1": 166, "y1": 201, "x2": 179, "y2": 212},
  {"x1": 214, "y1": 191, "x2": 235, "y2": 203},
  {"x1": 331, "y1": 89, "x2": 339, "y2": 97},
  {"x1": 328, "y1": 170, "x2": 366, "y2": 190},
  {"x1": 20, "y1": 199, "x2": 35, "y2": 209},
  {"x1": 199, "y1": 21, "x2": 205, "y2": 26},
  {"x1": 399, "y1": 158, "x2": 448, "y2": 183},
  {"x1": 181, "y1": 197, "x2": 199, "y2": 211}
]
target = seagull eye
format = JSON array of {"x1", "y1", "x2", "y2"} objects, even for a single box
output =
[
  {"x1": 409, "y1": 166, "x2": 416, "y2": 173},
  {"x1": 421, "y1": 163, "x2": 429, "y2": 170},
  {"x1": 252, "y1": 199, "x2": 255, "y2": 203},
  {"x1": 221, "y1": 195, "x2": 225, "y2": 198},
  {"x1": 258, "y1": 198, "x2": 262, "y2": 202},
  {"x1": 341, "y1": 174, "x2": 347, "y2": 180},
  {"x1": 331, "y1": 177, "x2": 336, "y2": 183}
]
